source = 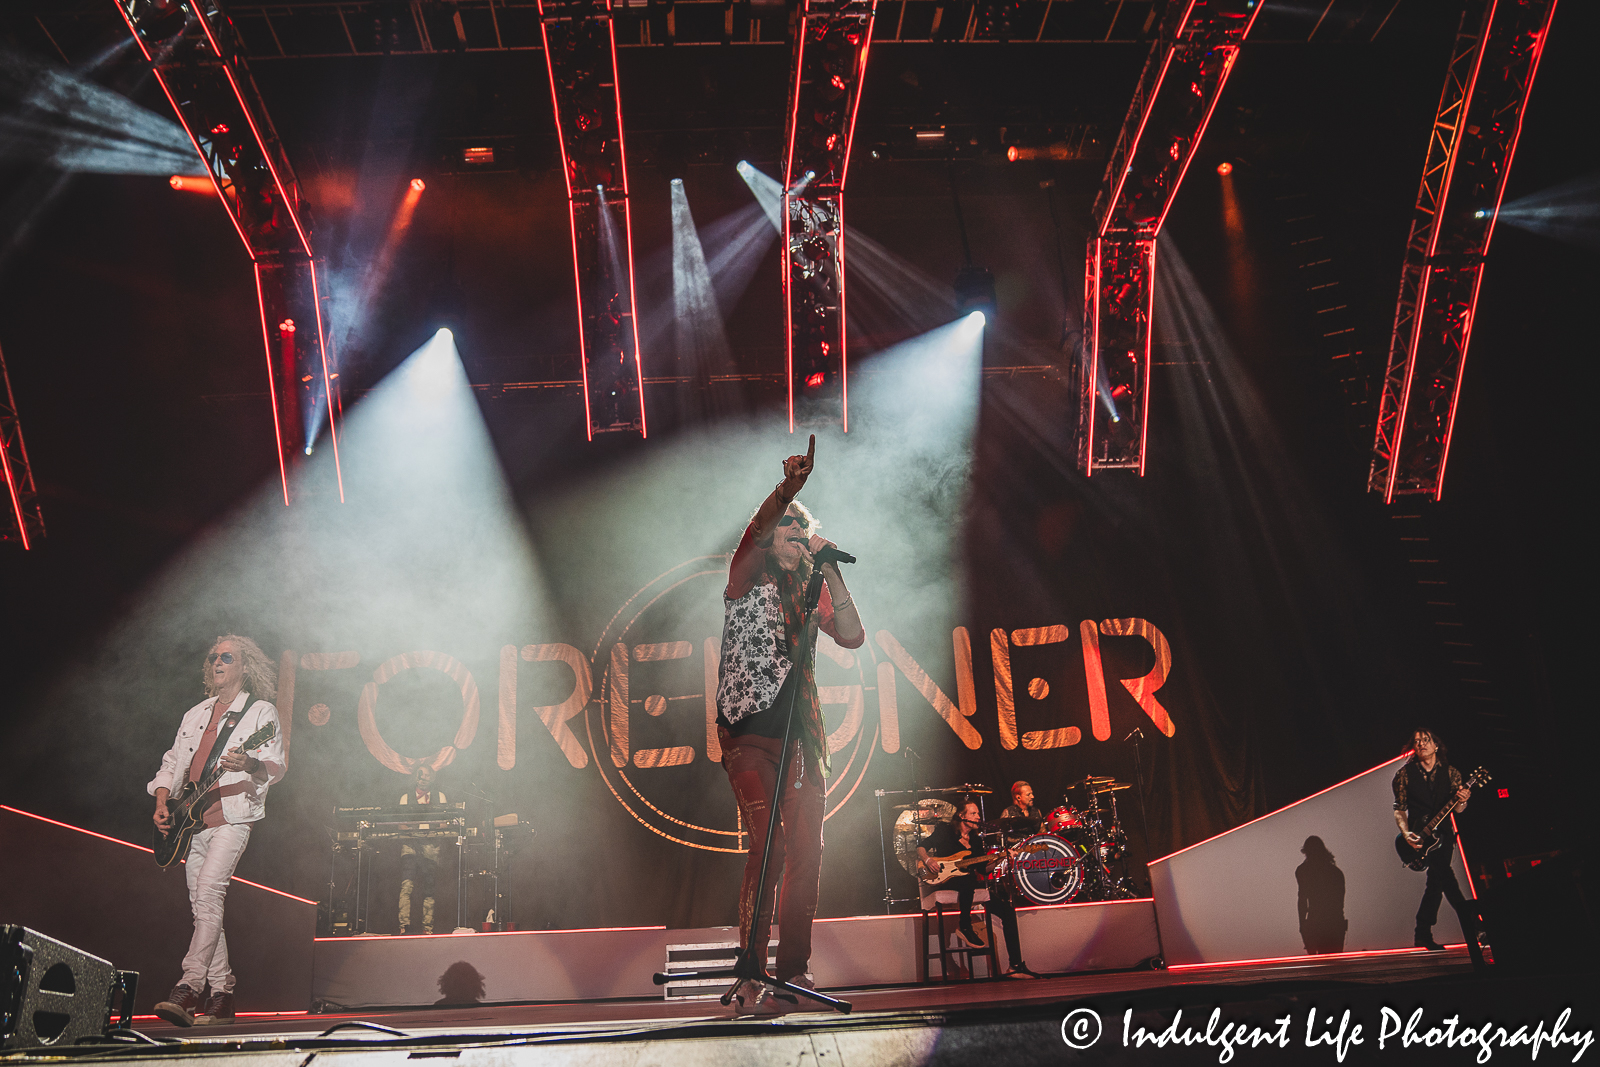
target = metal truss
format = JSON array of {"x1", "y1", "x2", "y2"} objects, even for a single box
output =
[
  {"x1": 1, "y1": 339, "x2": 45, "y2": 550},
  {"x1": 782, "y1": 0, "x2": 876, "y2": 432},
  {"x1": 115, "y1": 0, "x2": 343, "y2": 504},
  {"x1": 1368, "y1": 0, "x2": 1557, "y2": 502},
  {"x1": 540, "y1": 0, "x2": 647, "y2": 439},
  {"x1": 1077, "y1": 0, "x2": 1259, "y2": 476}
]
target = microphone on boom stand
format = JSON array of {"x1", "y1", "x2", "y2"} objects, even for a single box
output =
[{"x1": 805, "y1": 546, "x2": 857, "y2": 611}]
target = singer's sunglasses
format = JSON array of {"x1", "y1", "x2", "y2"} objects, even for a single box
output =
[
  {"x1": 207, "y1": 652, "x2": 236, "y2": 665},
  {"x1": 777, "y1": 514, "x2": 811, "y2": 530}
]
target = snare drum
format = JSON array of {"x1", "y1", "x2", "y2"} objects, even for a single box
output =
[{"x1": 1045, "y1": 805, "x2": 1084, "y2": 834}]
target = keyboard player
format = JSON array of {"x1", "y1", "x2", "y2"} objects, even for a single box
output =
[{"x1": 398, "y1": 764, "x2": 445, "y2": 934}]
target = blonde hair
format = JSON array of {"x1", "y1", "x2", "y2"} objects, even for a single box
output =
[{"x1": 202, "y1": 635, "x2": 278, "y2": 702}]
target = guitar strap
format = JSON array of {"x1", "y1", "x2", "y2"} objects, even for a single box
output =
[{"x1": 196, "y1": 692, "x2": 251, "y2": 786}]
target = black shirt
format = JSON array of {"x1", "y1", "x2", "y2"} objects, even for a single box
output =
[{"x1": 1393, "y1": 758, "x2": 1464, "y2": 830}]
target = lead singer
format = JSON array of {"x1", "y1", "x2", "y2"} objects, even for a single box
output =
[{"x1": 715, "y1": 435, "x2": 864, "y2": 1008}]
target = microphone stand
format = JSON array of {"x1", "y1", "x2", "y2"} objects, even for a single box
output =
[{"x1": 653, "y1": 562, "x2": 851, "y2": 1014}]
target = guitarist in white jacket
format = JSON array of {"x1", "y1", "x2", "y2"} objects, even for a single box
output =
[{"x1": 148, "y1": 635, "x2": 286, "y2": 1027}]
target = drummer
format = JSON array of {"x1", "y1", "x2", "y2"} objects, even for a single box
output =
[
  {"x1": 917, "y1": 801, "x2": 1037, "y2": 979},
  {"x1": 1000, "y1": 781, "x2": 1045, "y2": 827}
]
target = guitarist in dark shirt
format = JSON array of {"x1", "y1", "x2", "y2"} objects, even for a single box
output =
[
  {"x1": 1391, "y1": 728, "x2": 1475, "y2": 951},
  {"x1": 917, "y1": 801, "x2": 1036, "y2": 978}
]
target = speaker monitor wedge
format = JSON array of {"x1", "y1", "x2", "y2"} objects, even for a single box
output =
[{"x1": 1, "y1": 926, "x2": 119, "y2": 1049}]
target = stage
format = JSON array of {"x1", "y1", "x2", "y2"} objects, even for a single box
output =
[{"x1": 18, "y1": 947, "x2": 1588, "y2": 1067}]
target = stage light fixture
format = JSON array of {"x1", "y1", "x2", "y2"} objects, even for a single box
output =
[
  {"x1": 168, "y1": 174, "x2": 215, "y2": 194},
  {"x1": 462, "y1": 146, "x2": 494, "y2": 165},
  {"x1": 1007, "y1": 145, "x2": 1018, "y2": 162},
  {"x1": 411, "y1": 178, "x2": 426, "y2": 192},
  {"x1": 1217, "y1": 161, "x2": 1233, "y2": 176}
]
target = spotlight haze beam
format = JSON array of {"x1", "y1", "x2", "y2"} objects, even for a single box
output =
[{"x1": 670, "y1": 179, "x2": 737, "y2": 412}]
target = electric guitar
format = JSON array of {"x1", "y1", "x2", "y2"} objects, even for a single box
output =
[
  {"x1": 920, "y1": 842, "x2": 1046, "y2": 886},
  {"x1": 1394, "y1": 766, "x2": 1490, "y2": 872},
  {"x1": 153, "y1": 720, "x2": 277, "y2": 868}
]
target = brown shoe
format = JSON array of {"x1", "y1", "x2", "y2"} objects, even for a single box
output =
[
  {"x1": 154, "y1": 984, "x2": 202, "y2": 1027},
  {"x1": 194, "y1": 991, "x2": 235, "y2": 1025}
]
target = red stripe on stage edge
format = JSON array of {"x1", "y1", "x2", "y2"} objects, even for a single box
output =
[
  {"x1": 0, "y1": 804, "x2": 318, "y2": 906},
  {"x1": 315, "y1": 925, "x2": 668, "y2": 942},
  {"x1": 1166, "y1": 945, "x2": 1465, "y2": 971}
]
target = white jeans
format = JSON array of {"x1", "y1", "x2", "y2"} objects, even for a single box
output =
[{"x1": 180, "y1": 822, "x2": 251, "y2": 993}]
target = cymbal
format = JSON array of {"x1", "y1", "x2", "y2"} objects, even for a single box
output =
[
  {"x1": 1088, "y1": 782, "x2": 1132, "y2": 793},
  {"x1": 1070, "y1": 775, "x2": 1116, "y2": 786},
  {"x1": 919, "y1": 784, "x2": 993, "y2": 794}
]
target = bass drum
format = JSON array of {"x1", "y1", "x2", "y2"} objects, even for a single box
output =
[{"x1": 1010, "y1": 833, "x2": 1086, "y2": 905}]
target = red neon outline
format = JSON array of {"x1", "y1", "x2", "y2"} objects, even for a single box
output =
[
  {"x1": 1150, "y1": 41, "x2": 1256, "y2": 234},
  {"x1": 837, "y1": 195, "x2": 848, "y2": 433},
  {"x1": 149, "y1": 70, "x2": 253, "y2": 252},
  {"x1": 188, "y1": 5, "x2": 313, "y2": 260},
  {"x1": 783, "y1": 189, "x2": 795, "y2": 434},
  {"x1": 314, "y1": 924, "x2": 666, "y2": 942},
  {"x1": 835, "y1": 6, "x2": 876, "y2": 192},
  {"x1": 0, "y1": 805, "x2": 317, "y2": 905},
  {"x1": 1085, "y1": 238, "x2": 1102, "y2": 474},
  {"x1": 1434, "y1": 0, "x2": 1555, "y2": 501},
  {"x1": 1387, "y1": 1, "x2": 1495, "y2": 503},
  {"x1": 605, "y1": 10, "x2": 646, "y2": 440},
  {"x1": 783, "y1": 11, "x2": 809, "y2": 190},
  {"x1": 1166, "y1": 945, "x2": 1464, "y2": 971},
  {"x1": 1149, "y1": 754, "x2": 1409, "y2": 865},
  {"x1": 1136, "y1": 239, "x2": 1154, "y2": 475},
  {"x1": 309, "y1": 261, "x2": 344, "y2": 502},
  {"x1": 254, "y1": 264, "x2": 291, "y2": 506},
  {"x1": 1099, "y1": 0, "x2": 1192, "y2": 237},
  {"x1": 0, "y1": 418, "x2": 29, "y2": 551}
]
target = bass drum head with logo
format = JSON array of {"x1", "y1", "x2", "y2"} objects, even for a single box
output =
[
  {"x1": 1010, "y1": 833, "x2": 1085, "y2": 905},
  {"x1": 893, "y1": 799, "x2": 955, "y2": 877}
]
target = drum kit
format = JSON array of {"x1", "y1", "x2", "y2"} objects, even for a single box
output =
[{"x1": 883, "y1": 776, "x2": 1141, "y2": 907}]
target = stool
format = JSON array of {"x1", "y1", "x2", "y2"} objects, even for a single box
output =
[{"x1": 919, "y1": 887, "x2": 1000, "y2": 982}]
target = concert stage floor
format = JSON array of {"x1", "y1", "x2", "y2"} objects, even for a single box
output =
[{"x1": 39, "y1": 946, "x2": 1580, "y2": 1067}]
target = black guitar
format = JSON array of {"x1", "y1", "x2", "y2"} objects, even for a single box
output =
[
  {"x1": 153, "y1": 720, "x2": 277, "y2": 868},
  {"x1": 1394, "y1": 766, "x2": 1490, "y2": 872}
]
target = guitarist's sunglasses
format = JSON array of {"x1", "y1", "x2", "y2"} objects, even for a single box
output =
[{"x1": 207, "y1": 652, "x2": 235, "y2": 664}]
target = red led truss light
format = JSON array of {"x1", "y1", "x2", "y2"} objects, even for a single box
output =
[
  {"x1": 1369, "y1": 0, "x2": 1557, "y2": 502},
  {"x1": 1077, "y1": 0, "x2": 1261, "y2": 476},
  {"x1": 115, "y1": 0, "x2": 342, "y2": 505},
  {"x1": 0, "y1": 339, "x2": 44, "y2": 549},
  {"x1": 781, "y1": 0, "x2": 877, "y2": 434},
  {"x1": 539, "y1": 0, "x2": 647, "y2": 440}
]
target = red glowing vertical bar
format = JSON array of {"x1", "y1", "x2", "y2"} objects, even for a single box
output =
[
  {"x1": 608, "y1": 9, "x2": 646, "y2": 439},
  {"x1": 834, "y1": 8, "x2": 876, "y2": 191},
  {"x1": 1151, "y1": 41, "x2": 1256, "y2": 235},
  {"x1": 1434, "y1": 0, "x2": 1555, "y2": 501},
  {"x1": 1137, "y1": 239, "x2": 1155, "y2": 477},
  {"x1": 1084, "y1": 238, "x2": 1103, "y2": 475},
  {"x1": 540, "y1": 1, "x2": 592, "y2": 439},
  {"x1": 309, "y1": 261, "x2": 344, "y2": 502},
  {"x1": 254, "y1": 264, "x2": 290, "y2": 506},
  {"x1": 783, "y1": 11, "x2": 810, "y2": 189},
  {"x1": 0, "y1": 440, "x2": 28, "y2": 551},
  {"x1": 1387, "y1": 2, "x2": 1495, "y2": 503},
  {"x1": 1099, "y1": 1, "x2": 1191, "y2": 236},
  {"x1": 783, "y1": 188, "x2": 794, "y2": 435},
  {"x1": 837, "y1": 195, "x2": 849, "y2": 433}
]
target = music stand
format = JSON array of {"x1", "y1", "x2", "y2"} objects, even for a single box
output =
[{"x1": 652, "y1": 562, "x2": 851, "y2": 1014}]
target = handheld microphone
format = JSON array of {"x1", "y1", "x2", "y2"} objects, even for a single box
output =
[
  {"x1": 813, "y1": 546, "x2": 856, "y2": 567},
  {"x1": 1123, "y1": 727, "x2": 1144, "y2": 742}
]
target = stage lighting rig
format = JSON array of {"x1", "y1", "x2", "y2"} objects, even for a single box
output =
[
  {"x1": 115, "y1": 0, "x2": 342, "y2": 506},
  {"x1": 1, "y1": 340, "x2": 44, "y2": 550},
  {"x1": 1077, "y1": 0, "x2": 1260, "y2": 476},
  {"x1": 540, "y1": 0, "x2": 647, "y2": 439},
  {"x1": 782, "y1": 0, "x2": 877, "y2": 432},
  {"x1": 1368, "y1": 0, "x2": 1557, "y2": 502}
]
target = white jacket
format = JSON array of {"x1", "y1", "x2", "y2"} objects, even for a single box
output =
[{"x1": 147, "y1": 692, "x2": 287, "y2": 825}]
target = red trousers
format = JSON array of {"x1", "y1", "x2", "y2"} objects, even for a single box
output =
[{"x1": 720, "y1": 726, "x2": 825, "y2": 981}]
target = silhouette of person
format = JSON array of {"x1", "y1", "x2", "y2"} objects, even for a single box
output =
[
  {"x1": 435, "y1": 961, "x2": 485, "y2": 1006},
  {"x1": 1295, "y1": 836, "x2": 1347, "y2": 955}
]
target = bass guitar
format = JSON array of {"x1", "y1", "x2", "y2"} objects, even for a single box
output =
[
  {"x1": 153, "y1": 720, "x2": 277, "y2": 868},
  {"x1": 920, "y1": 842, "x2": 1046, "y2": 886},
  {"x1": 1394, "y1": 766, "x2": 1490, "y2": 872}
]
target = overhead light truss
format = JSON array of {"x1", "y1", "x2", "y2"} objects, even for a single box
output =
[
  {"x1": 115, "y1": 0, "x2": 342, "y2": 505},
  {"x1": 1368, "y1": 0, "x2": 1557, "y2": 502},
  {"x1": 782, "y1": 0, "x2": 876, "y2": 432},
  {"x1": 540, "y1": 0, "x2": 647, "y2": 439},
  {"x1": 1078, "y1": 0, "x2": 1260, "y2": 476},
  {"x1": 1, "y1": 339, "x2": 44, "y2": 550}
]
